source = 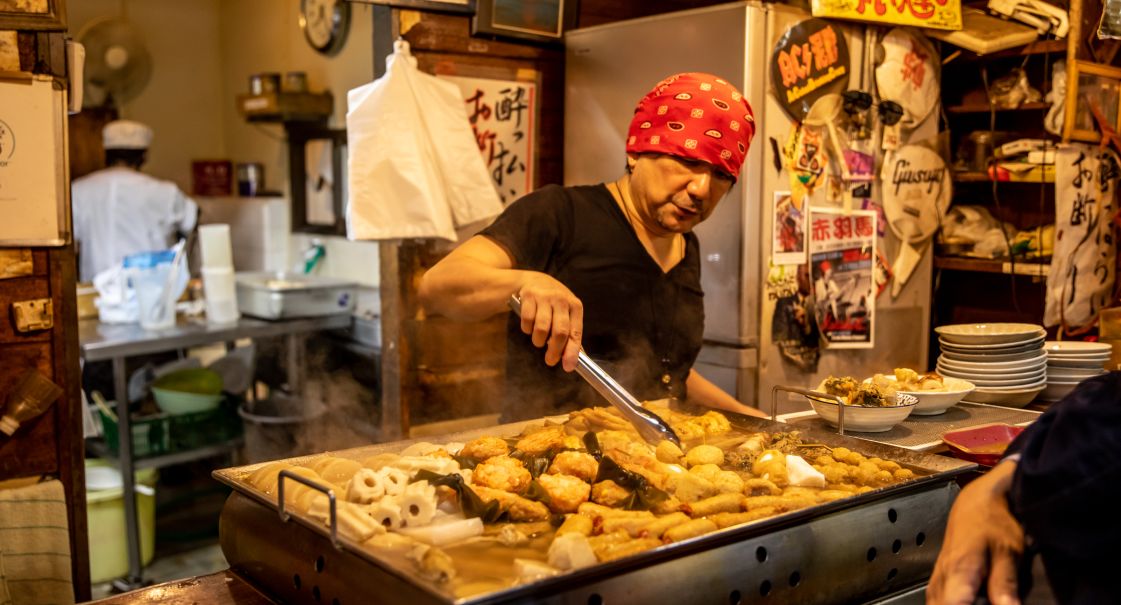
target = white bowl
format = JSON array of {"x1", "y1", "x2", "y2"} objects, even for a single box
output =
[
  {"x1": 939, "y1": 336, "x2": 1045, "y2": 352},
  {"x1": 806, "y1": 393, "x2": 917, "y2": 432},
  {"x1": 937, "y1": 357, "x2": 1047, "y2": 374},
  {"x1": 861, "y1": 376, "x2": 974, "y2": 416},
  {"x1": 1046, "y1": 357, "x2": 1110, "y2": 369},
  {"x1": 937, "y1": 367, "x2": 1046, "y2": 385},
  {"x1": 1049, "y1": 349, "x2": 1112, "y2": 358},
  {"x1": 971, "y1": 376, "x2": 1048, "y2": 391},
  {"x1": 1038, "y1": 382, "x2": 1078, "y2": 402},
  {"x1": 940, "y1": 349, "x2": 1047, "y2": 363},
  {"x1": 1047, "y1": 366, "x2": 1106, "y2": 378},
  {"x1": 937, "y1": 353, "x2": 1047, "y2": 370},
  {"x1": 935, "y1": 323, "x2": 1045, "y2": 345},
  {"x1": 961, "y1": 384, "x2": 1046, "y2": 407},
  {"x1": 1043, "y1": 341, "x2": 1112, "y2": 354}
]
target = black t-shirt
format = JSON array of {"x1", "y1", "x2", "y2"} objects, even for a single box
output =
[
  {"x1": 1005, "y1": 371, "x2": 1121, "y2": 603},
  {"x1": 480, "y1": 184, "x2": 705, "y2": 421}
]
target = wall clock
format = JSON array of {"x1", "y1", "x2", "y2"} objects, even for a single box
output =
[{"x1": 300, "y1": 0, "x2": 351, "y2": 56}]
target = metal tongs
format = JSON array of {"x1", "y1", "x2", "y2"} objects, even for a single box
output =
[{"x1": 508, "y1": 295, "x2": 681, "y2": 446}]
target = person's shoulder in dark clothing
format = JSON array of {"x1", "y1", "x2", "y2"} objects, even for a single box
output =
[{"x1": 1005, "y1": 371, "x2": 1121, "y2": 603}]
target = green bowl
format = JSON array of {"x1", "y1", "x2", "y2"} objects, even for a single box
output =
[{"x1": 151, "y1": 368, "x2": 223, "y2": 415}]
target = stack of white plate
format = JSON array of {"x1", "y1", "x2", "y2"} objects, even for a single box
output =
[
  {"x1": 934, "y1": 323, "x2": 1047, "y2": 408},
  {"x1": 1039, "y1": 341, "x2": 1111, "y2": 401}
]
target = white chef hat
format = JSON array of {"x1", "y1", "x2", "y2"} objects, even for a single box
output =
[{"x1": 102, "y1": 120, "x2": 153, "y2": 150}]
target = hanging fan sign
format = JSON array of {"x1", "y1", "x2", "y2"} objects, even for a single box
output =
[
  {"x1": 811, "y1": 0, "x2": 962, "y2": 30},
  {"x1": 875, "y1": 28, "x2": 940, "y2": 127},
  {"x1": 880, "y1": 145, "x2": 950, "y2": 244},
  {"x1": 770, "y1": 18, "x2": 850, "y2": 122}
]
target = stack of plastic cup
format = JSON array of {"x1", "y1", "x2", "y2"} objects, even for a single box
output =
[{"x1": 199, "y1": 224, "x2": 239, "y2": 325}]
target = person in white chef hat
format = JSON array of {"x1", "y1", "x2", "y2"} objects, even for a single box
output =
[{"x1": 71, "y1": 119, "x2": 199, "y2": 283}]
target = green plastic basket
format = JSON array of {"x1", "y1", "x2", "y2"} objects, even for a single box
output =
[{"x1": 98, "y1": 400, "x2": 242, "y2": 459}]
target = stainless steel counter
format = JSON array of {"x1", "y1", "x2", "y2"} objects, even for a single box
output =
[{"x1": 79, "y1": 315, "x2": 350, "y2": 361}]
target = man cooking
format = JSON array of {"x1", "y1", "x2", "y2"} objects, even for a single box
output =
[
  {"x1": 72, "y1": 119, "x2": 199, "y2": 282},
  {"x1": 420, "y1": 72, "x2": 767, "y2": 422}
]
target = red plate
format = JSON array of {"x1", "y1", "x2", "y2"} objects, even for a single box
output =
[{"x1": 941, "y1": 423, "x2": 1026, "y2": 466}]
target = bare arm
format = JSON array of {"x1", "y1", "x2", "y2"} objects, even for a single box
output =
[
  {"x1": 927, "y1": 460, "x2": 1023, "y2": 605},
  {"x1": 418, "y1": 235, "x2": 583, "y2": 371},
  {"x1": 684, "y1": 370, "x2": 767, "y2": 418}
]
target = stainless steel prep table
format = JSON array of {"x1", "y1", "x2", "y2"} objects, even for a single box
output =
[{"x1": 79, "y1": 314, "x2": 351, "y2": 589}]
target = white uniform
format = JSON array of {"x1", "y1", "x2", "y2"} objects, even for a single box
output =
[{"x1": 72, "y1": 167, "x2": 198, "y2": 282}]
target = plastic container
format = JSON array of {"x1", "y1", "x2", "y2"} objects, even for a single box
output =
[
  {"x1": 85, "y1": 459, "x2": 157, "y2": 583},
  {"x1": 150, "y1": 368, "x2": 224, "y2": 415},
  {"x1": 129, "y1": 262, "x2": 175, "y2": 330},
  {"x1": 98, "y1": 401, "x2": 242, "y2": 459},
  {"x1": 941, "y1": 423, "x2": 1026, "y2": 466},
  {"x1": 198, "y1": 224, "x2": 234, "y2": 269},
  {"x1": 202, "y1": 266, "x2": 239, "y2": 325}
]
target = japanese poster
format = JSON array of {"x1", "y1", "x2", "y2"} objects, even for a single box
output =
[
  {"x1": 441, "y1": 75, "x2": 536, "y2": 205},
  {"x1": 1046, "y1": 145, "x2": 1120, "y2": 330},
  {"x1": 770, "y1": 18, "x2": 849, "y2": 121},
  {"x1": 811, "y1": 0, "x2": 961, "y2": 30},
  {"x1": 772, "y1": 191, "x2": 807, "y2": 265},
  {"x1": 809, "y1": 207, "x2": 876, "y2": 348}
]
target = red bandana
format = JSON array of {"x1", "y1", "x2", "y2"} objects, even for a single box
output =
[{"x1": 626, "y1": 73, "x2": 755, "y2": 180}]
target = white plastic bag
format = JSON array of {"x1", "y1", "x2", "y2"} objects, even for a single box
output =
[{"x1": 346, "y1": 41, "x2": 502, "y2": 241}]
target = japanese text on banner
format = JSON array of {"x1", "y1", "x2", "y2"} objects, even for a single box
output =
[{"x1": 441, "y1": 75, "x2": 536, "y2": 205}]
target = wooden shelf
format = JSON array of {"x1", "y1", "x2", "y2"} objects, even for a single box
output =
[
  {"x1": 935, "y1": 255, "x2": 1050, "y2": 276},
  {"x1": 946, "y1": 102, "x2": 1051, "y2": 114},
  {"x1": 237, "y1": 92, "x2": 333, "y2": 123},
  {"x1": 952, "y1": 169, "x2": 1054, "y2": 183},
  {"x1": 952, "y1": 39, "x2": 1067, "y2": 62}
]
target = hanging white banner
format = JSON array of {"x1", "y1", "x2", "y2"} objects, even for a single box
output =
[{"x1": 1047, "y1": 145, "x2": 1119, "y2": 330}]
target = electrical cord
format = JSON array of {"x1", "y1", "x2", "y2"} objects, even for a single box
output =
[{"x1": 982, "y1": 64, "x2": 1023, "y2": 315}]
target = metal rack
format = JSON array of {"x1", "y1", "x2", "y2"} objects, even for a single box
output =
[{"x1": 79, "y1": 314, "x2": 350, "y2": 589}]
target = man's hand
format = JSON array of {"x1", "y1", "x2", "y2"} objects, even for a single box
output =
[
  {"x1": 516, "y1": 274, "x2": 583, "y2": 372},
  {"x1": 928, "y1": 461, "x2": 1023, "y2": 605}
]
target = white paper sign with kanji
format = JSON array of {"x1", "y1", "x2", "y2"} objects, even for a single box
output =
[
  {"x1": 1046, "y1": 145, "x2": 1119, "y2": 330},
  {"x1": 441, "y1": 75, "x2": 536, "y2": 205}
]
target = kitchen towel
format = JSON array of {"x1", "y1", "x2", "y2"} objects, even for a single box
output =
[
  {"x1": 0, "y1": 479, "x2": 74, "y2": 605},
  {"x1": 346, "y1": 40, "x2": 503, "y2": 242}
]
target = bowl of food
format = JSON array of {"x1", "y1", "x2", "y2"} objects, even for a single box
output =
[
  {"x1": 866, "y1": 369, "x2": 975, "y2": 416},
  {"x1": 806, "y1": 376, "x2": 917, "y2": 432}
]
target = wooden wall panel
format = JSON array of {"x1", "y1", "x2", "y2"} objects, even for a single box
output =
[
  {"x1": 577, "y1": 0, "x2": 729, "y2": 27},
  {"x1": 0, "y1": 7, "x2": 90, "y2": 598}
]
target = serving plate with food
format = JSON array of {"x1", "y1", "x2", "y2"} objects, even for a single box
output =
[
  {"x1": 864, "y1": 369, "x2": 975, "y2": 416},
  {"x1": 213, "y1": 404, "x2": 972, "y2": 605}
]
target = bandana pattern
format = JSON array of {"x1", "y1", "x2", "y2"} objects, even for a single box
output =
[{"x1": 626, "y1": 73, "x2": 755, "y2": 180}]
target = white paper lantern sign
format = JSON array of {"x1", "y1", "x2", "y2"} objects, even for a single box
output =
[{"x1": 875, "y1": 28, "x2": 939, "y2": 128}]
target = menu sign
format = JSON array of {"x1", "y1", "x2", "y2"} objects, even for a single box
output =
[
  {"x1": 441, "y1": 75, "x2": 536, "y2": 206},
  {"x1": 812, "y1": 0, "x2": 962, "y2": 31},
  {"x1": 770, "y1": 18, "x2": 850, "y2": 122}
]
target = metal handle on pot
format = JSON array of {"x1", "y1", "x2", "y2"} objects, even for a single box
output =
[
  {"x1": 771, "y1": 385, "x2": 847, "y2": 436},
  {"x1": 277, "y1": 469, "x2": 342, "y2": 550}
]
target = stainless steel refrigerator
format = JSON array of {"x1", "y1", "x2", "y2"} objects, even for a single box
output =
[{"x1": 564, "y1": 2, "x2": 934, "y2": 409}]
